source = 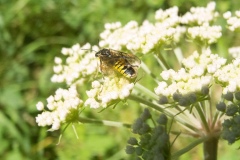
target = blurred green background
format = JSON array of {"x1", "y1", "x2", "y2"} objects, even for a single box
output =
[{"x1": 0, "y1": 0, "x2": 240, "y2": 160}]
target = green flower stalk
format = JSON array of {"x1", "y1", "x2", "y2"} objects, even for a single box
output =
[{"x1": 36, "y1": 1, "x2": 240, "y2": 160}]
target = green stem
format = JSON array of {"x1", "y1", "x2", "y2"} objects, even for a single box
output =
[
  {"x1": 171, "y1": 136, "x2": 207, "y2": 159},
  {"x1": 129, "y1": 94, "x2": 169, "y2": 115},
  {"x1": 211, "y1": 111, "x2": 222, "y2": 129},
  {"x1": 195, "y1": 103, "x2": 210, "y2": 133},
  {"x1": 135, "y1": 83, "x2": 159, "y2": 100},
  {"x1": 154, "y1": 47, "x2": 170, "y2": 70},
  {"x1": 154, "y1": 54, "x2": 170, "y2": 70},
  {"x1": 173, "y1": 47, "x2": 184, "y2": 64},
  {"x1": 203, "y1": 135, "x2": 219, "y2": 160},
  {"x1": 140, "y1": 61, "x2": 159, "y2": 83},
  {"x1": 78, "y1": 117, "x2": 131, "y2": 128},
  {"x1": 129, "y1": 94, "x2": 198, "y2": 133}
]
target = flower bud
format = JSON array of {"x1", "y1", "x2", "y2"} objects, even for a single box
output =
[
  {"x1": 157, "y1": 114, "x2": 168, "y2": 125},
  {"x1": 125, "y1": 145, "x2": 135, "y2": 154},
  {"x1": 201, "y1": 86, "x2": 209, "y2": 95},
  {"x1": 139, "y1": 123, "x2": 151, "y2": 135},
  {"x1": 159, "y1": 96, "x2": 168, "y2": 104},
  {"x1": 173, "y1": 92, "x2": 182, "y2": 102},
  {"x1": 127, "y1": 137, "x2": 138, "y2": 145},
  {"x1": 222, "y1": 119, "x2": 232, "y2": 128},
  {"x1": 135, "y1": 147, "x2": 143, "y2": 156},
  {"x1": 141, "y1": 108, "x2": 151, "y2": 121},
  {"x1": 178, "y1": 96, "x2": 191, "y2": 106},
  {"x1": 233, "y1": 115, "x2": 240, "y2": 123},
  {"x1": 223, "y1": 92, "x2": 234, "y2": 101},
  {"x1": 226, "y1": 104, "x2": 238, "y2": 116},
  {"x1": 216, "y1": 102, "x2": 226, "y2": 112},
  {"x1": 132, "y1": 118, "x2": 144, "y2": 134},
  {"x1": 187, "y1": 93, "x2": 197, "y2": 103},
  {"x1": 139, "y1": 134, "x2": 151, "y2": 146},
  {"x1": 235, "y1": 91, "x2": 240, "y2": 101},
  {"x1": 222, "y1": 130, "x2": 236, "y2": 144}
]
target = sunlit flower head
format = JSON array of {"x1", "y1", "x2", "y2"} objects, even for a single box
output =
[
  {"x1": 85, "y1": 77, "x2": 135, "y2": 108},
  {"x1": 229, "y1": 46, "x2": 240, "y2": 58},
  {"x1": 187, "y1": 23, "x2": 222, "y2": 44},
  {"x1": 182, "y1": 48, "x2": 226, "y2": 74},
  {"x1": 35, "y1": 86, "x2": 83, "y2": 131},
  {"x1": 155, "y1": 6, "x2": 179, "y2": 22},
  {"x1": 181, "y1": 2, "x2": 218, "y2": 25},
  {"x1": 99, "y1": 7, "x2": 183, "y2": 54},
  {"x1": 51, "y1": 43, "x2": 99, "y2": 85},
  {"x1": 214, "y1": 58, "x2": 240, "y2": 94},
  {"x1": 155, "y1": 49, "x2": 226, "y2": 101},
  {"x1": 224, "y1": 10, "x2": 240, "y2": 31}
]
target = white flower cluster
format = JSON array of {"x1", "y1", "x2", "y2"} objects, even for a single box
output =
[
  {"x1": 155, "y1": 70, "x2": 212, "y2": 97},
  {"x1": 223, "y1": 10, "x2": 240, "y2": 31},
  {"x1": 187, "y1": 24, "x2": 222, "y2": 44},
  {"x1": 182, "y1": 48, "x2": 226, "y2": 74},
  {"x1": 214, "y1": 58, "x2": 240, "y2": 94},
  {"x1": 229, "y1": 46, "x2": 240, "y2": 58},
  {"x1": 155, "y1": 6, "x2": 179, "y2": 23},
  {"x1": 181, "y1": 2, "x2": 218, "y2": 25},
  {"x1": 179, "y1": 2, "x2": 222, "y2": 44},
  {"x1": 51, "y1": 43, "x2": 99, "y2": 85},
  {"x1": 85, "y1": 77, "x2": 134, "y2": 108},
  {"x1": 99, "y1": 7, "x2": 183, "y2": 54},
  {"x1": 155, "y1": 49, "x2": 226, "y2": 97},
  {"x1": 99, "y1": 2, "x2": 222, "y2": 54},
  {"x1": 36, "y1": 86, "x2": 83, "y2": 131}
]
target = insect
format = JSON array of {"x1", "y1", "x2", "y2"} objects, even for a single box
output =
[{"x1": 95, "y1": 49, "x2": 141, "y2": 79}]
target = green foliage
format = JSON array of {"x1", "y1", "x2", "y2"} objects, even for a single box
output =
[{"x1": 0, "y1": 0, "x2": 240, "y2": 159}]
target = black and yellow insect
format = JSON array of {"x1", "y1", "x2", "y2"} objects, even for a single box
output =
[{"x1": 95, "y1": 49, "x2": 141, "y2": 79}]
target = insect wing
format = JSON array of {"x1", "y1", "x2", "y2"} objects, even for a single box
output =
[
  {"x1": 96, "y1": 48, "x2": 141, "y2": 78},
  {"x1": 110, "y1": 49, "x2": 141, "y2": 67}
]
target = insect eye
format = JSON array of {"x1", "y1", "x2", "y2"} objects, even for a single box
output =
[{"x1": 103, "y1": 49, "x2": 111, "y2": 57}]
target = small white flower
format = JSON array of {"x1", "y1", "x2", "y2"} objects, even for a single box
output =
[
  {"x1": 85, "y1": 77, "x2": 135, "y2": 108},
  {"x1": 206, "y1": 2, "x2": 216, "y2": 11},
  {"x1": 228, "y1": 81, "x2": 237, "y2": 92},
  {"x1": 223, "y1": 11, "x2": 232, "y2": 19},
  {"x1": 51, "y1": 121, "x2": 61, "y2": 131},
  {"x1": 187, "y1": 24, "x2": 222, "y2": 44},
  {"x1": 53, "y1": 65, "x2": 63, "y2": 73},
  {"x1": 224, "y1": 10, "x2": 240, "y2": 31},
  {"x1": 214, "y1": 58, "x2": 240, "y2": 93},
  {"x1": 229, "y1": 46, "x2": 240, "y2": 58},
  {"x1": 161, "y1": 69, "x2": 175, "y2": 80},
  {"x1": 154, "y1": 82, "x2": 168, "y2": 95},
  {"x1": 181, "y1": 2, "x2": 218, "y2": 25},
  {"x1": 236, "y1": 11, "x2": 240, "y2": 17},
  {"x1": 52, "y1": 44, "x2": 99, "y2": 85},
  {"x1": 110, "y1": 91, "x2": 119, "y2": 99},
  {"x1": 190, "y1": 66, "x2": 204, "y2": 76},
  {"x1": 92, "y1": 80, "x2": 101, "y2": 88},
  {"x1": 72, "y1": 44, "x2": 80, "y2": 51},
  {"x1": 207, "y1": 64, "x2": 218, "y2": 73},
  {"x1": 120, "y1": 89, "x2": 130, "y2": 99},
  {"x1": 35, "y1": 87, "x2": 83, "y2": 131},
  {"x1": 54, "y1": 57, "x2": 62, "y2": 64},
  {"x1": 36, "y1": 101, "x2": 44, "y2": 111},
  {"x1": 61, "y1": 48, "x2": 69, "y2": 55},
  {"x1": 47, "y1": 95, "x2": 54, "y2": 104},
  {"x1": 85, "y1": 98, "x2": 100, "y2": 109}
]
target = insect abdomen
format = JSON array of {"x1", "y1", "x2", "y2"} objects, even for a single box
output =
[{"x1": 114, "y1": 61, "x2": 136, "y2": 78}]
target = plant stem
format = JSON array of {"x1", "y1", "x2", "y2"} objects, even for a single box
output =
[
  {"x1": 171, "y1": 137, "x2": 207, "y2": 159},
  {"x1": 203, "y1": 135, "x2": 219, "y2": 160},
  {"x1": 129, "y1": 94, "x2": 198, "y2": 133},
  {"x1": 78, "y1": 117, "x2": 131, "y2": 128}
]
